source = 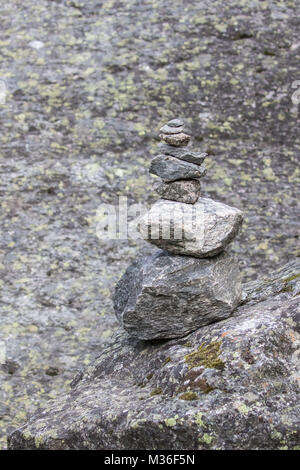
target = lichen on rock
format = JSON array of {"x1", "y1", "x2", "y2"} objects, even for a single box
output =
[
  {"x1": 184, "y1": 341, "x2": 225, "y2": 370},
  {"x1": 1, "y1": 0, "x2": 300, "y2": 450},
  {"x1": 8, "y1": 260, "x2": 300, "y2": 450}
]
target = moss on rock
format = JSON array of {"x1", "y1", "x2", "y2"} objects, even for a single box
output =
[
  {"x1": 184, "y1": 341, "x2": 225, "y2": 370},
  {"x1": 178, "y1": 392, "x2": 199, "y2": 401},
  {"x1": 150, "y1": 387, "x2": 162, "y2": 396}
]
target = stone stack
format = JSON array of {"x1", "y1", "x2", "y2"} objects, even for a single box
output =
[
  {"x1": 113, "y1": 119, "x2": 244, "y2": 340},
  {"x1": 151, "y1": 118, "x2": 206, "y2": 204}
]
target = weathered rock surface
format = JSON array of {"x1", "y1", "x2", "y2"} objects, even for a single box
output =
[
  {"x1": 159, "y1": 124, "x2": 184, "y2": 134},
  {"x1": 114, "y1": 251, "x2": 242, "y2": 340},
  {"x1": 137, "y1": 198, "x2": 243, "y2": 257},
  {"x1": 1, "y1": 0, "x2": 300, "y2": 449},
  {"x1": 166, "y1": 118, "x2": 184, "y2": 128},
  {"x1": 159, "y1": 132, "x2": 191, "y2": 147},
  {"x1": 158, "y1": 143, "x2": 207, "y2": 165},
  {"x1": 150, "y1": 155, "x2": 206, "y2": 182},
  {"x1": 155, "y1": 179, "x2": 201, "y2": 204},
  {"x1": 8, "y1": 261, "x2": 300, "y2": 450}
]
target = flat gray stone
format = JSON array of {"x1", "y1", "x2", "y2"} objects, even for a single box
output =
[
  {"x1": 159, "y1": 132, "x2": 190, "y2": 146},
  {"x1": 159, "y1": 124, "x2": 184, "y2": 134},
  {"x1": 150, "y1": 154, "x2": 206, "y2": 182},
  {"x1": 137, "y1": 197, "x2": 243, "y2": 257},
  {"x1": 155, "y1": 179, "x2": 201, "y2": 204},
  {"x1": 167, "y1": 118, "x2": 184, "y2": 127},
  {"x1": 113, "y1": 251, "x2": 242, "y2": 340},
  {"x1": 158, "y1": 143, "x2": 207, "y2": 165}
]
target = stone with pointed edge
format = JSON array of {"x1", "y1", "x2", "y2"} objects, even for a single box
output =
[
  {"x1": 158, "y1": 143, "x2": 207, "y2": 165},
  {"x1": 113, "y1": 250, "x2": 242, "y2": 340},
  {"x1": 150, "y1": 154, "x2": 206, "y2": 182}
]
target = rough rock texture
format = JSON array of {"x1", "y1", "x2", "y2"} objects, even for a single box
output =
[
  {"x1": 8, "y1": 260, "x2": 300, "y2": 450},
  {"x1": 150, "y1": 154, "x2": 206, "y2": 182},
  {"x1": 114, "y1": 251, "x2": 242, "y2": 340},
  {"x1": 155, "y1": 179, "x2": 201, "y2": 204},
  {"x1": 159, "y1": 124, "x2": 184, "y2": 135},
  {"x1": 138, "y1": 198, "x2": 243, "y2": 257},
  {"x1": 158, "y1": 143, "x2": 207, "y2": 165},
  {"x1": 1, "y1": 0, "x2": 300, "y2": 449},
  {"x1": 159, "y1": 132, "x2": 191, "y2": 147},
  {"x1": 165, "y1": 119, "x2": 184, "y2": 128}
]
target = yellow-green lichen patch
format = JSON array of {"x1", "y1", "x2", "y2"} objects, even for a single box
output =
[
  {"x1": 165, "y1": 418, "x2": 177, "y2": 427},
  {"x1": 279, "y1": 284, "x2": 293, "y2": 294},
  {"x1": 178, "y1": 392, "x2": 199, "y2": 401},
  {"x1": 184, "y1": 341, "x2": 225, "y2": 370},
  {"x1": 150, "y1": 387, "x2": 162, "y2": 396},
  {"x1": 200, "y1": 433, "x2": 214, "y2": 445},
  {"x1": 195, "y1": 412, "x2": 205, "y2": 427},
  {"x1": 283, "y1": 273, "x2": 300, "y2": 283}
]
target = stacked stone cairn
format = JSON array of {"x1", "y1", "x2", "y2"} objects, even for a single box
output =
[{"x1": 113, "y1": 119, "x2": 244, "y2": 340}]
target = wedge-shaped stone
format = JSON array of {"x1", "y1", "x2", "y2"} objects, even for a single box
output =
[
  {"x1": 150, "y1": 154, "x2": 206, "y2": 182},
  {"x1": 113, "y1": 251, "x2": 242, "y2": 340},
  {"x1": 158, "y1": 143, "x2": 207, "y2": 165},
  {"x1": 137, "y1": 197, "x2": 243, "y2": 257}
]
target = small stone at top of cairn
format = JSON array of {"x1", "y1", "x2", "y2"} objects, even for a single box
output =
[
  {"x1": 151, "y1": 118, "x2": 206, "y2": 201},
  {"x1": 159, "y1": 118, "x2": 191, "y2": 146}
]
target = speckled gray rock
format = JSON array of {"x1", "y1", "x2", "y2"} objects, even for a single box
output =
[
  {"x1": 113, "y1": 251, "x2": 242, "y2": 340},
  {"x1": 167, "y1": 118, "x2": 184, "y2": 127},
  {"x1": 8, "y1": 260, "x2": 300, "y2": 450},
  {"x1": 150, "y1": 155, "x2": 206, "y2": 182},
  {"x1": 155, "y1": 179, "x2": 201, "y2": 204},
  {"x1": 2, "y1": 0, "x2": 300, "y2": 451},
  {"x1": 137, "y1": 197, "x2": 243, "y2": 257},
  {"x1": 158, "y1": 143, "x2": 207, "y2": 166},
  {"x1": 159, "y1": 132, "x2": 191, "y2": 147},
  {"x1": 159, "y1": 124, "x2": 184, "y2": 134}
]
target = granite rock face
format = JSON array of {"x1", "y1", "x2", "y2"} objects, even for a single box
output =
[
  {"x1": 137, "y1": 197, "x2": 243, "y2": 257},
  {"x1": 155, "y1": 179, "x2": 201, "y2": 204},
  {"x1": 8, "y1": 261, "x2": 300, "y2": 450},
  {"x1": 150, "y1": 154, "x2": 206, "y2": 182},
  {"x1": 114, "y1": 251, "x2": 242, "y2": 340},
  {"x1": 2, "y1": 0, "x2": 300, "y2": 450}
]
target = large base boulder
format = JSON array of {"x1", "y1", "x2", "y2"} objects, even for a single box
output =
[
  {"x1": 8, "y1": 261, "x2": 300, "y2": 450},
  {"x1": 113, "y1": 251, "x2": 242, "y2": 340}
]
